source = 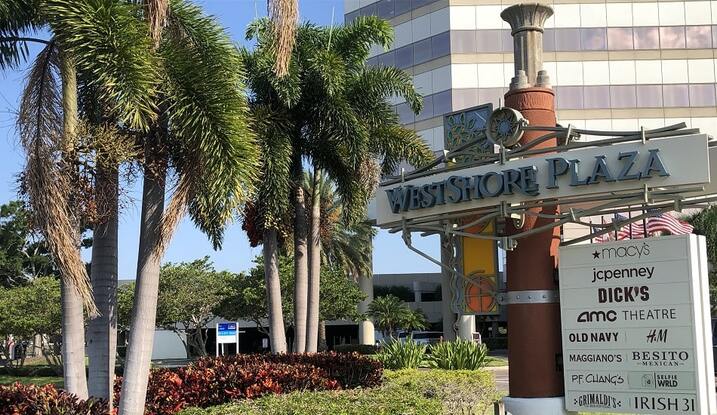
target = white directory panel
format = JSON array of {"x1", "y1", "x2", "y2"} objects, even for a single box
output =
[{"x1": 559, "y1": 235, "x2": 716, "y2": 414}]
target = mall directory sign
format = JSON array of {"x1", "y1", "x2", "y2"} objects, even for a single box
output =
[{"x1": 558, "y1": 235, "x2": 716, "y2": 414}]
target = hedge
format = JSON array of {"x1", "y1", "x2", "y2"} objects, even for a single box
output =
[
  {"x1": 332, "y1": 344, "x2": 378, "y2": 355},
  {"x1": 179, "y1": 369, "x2": 500, "y2": 415}
]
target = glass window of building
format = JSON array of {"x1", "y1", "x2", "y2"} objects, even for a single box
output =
[
  {"x1": 663, "y1": 84, "x2": 689, "y2": 107},
  {"x1": 659, "y1": 26, "x2": 686, "y2": 49},
  {"x1": 556, "y1": 28, "x2": 581, "y2": 51},
  {"x1": 581, "y1": 28, "x2": 607, "y2": 50},
  {"x1": 556, "y1": 86, "x2": 584, "y2": 109},
  {"x1": 607, "y1": 28, "x2": 634, "y2": 50},
  {"x1": 584, "y1": 86, "x2": 610, "y2": 108},
  {"x1": 689, "y1": 84, "x2": 717, "y2": 107},
  {"x1": 636, "y1": 85, "x2": 664, "y2": 108},
  {"x1": 431, "y1": 32, "x2": 451, "y2": 58},
  {"x1": 610, "y1": 85, "x2": 637, "y2": 108},
  {"x1": 634, "y1": 27, "x2": 660, "y2": 49},
  {"x1": 686, "y1": 26, "x2": 712, "y2": 48}
]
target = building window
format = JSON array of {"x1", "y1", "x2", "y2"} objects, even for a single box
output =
[
  {"x1": 432, "y1": 90, "x2": 452, "y2": 116},
  {"x1": 555, "y1": 28, "x2": 581, "y2": 51},
  {"x1": 689, "y1": 84, "x2": 717, "y2": 107},
  {"x1": 359, "y1": 3, "x2": 377, "y2": 17},
  {"x1": 659, "y1": 26, "x2": 686, "y2": 49},
  {"x1": 395, "y1": 45, "x2": 414, "y2": 69},
  {"x1": 413, "y1": 38, "x2": 432, "y2": 65},
  {"x1": 416, "y1": 95, "x2": 434, "y2": 121},
  {"x1": 634, "y1": 27, "x2": 660, "y2": 49},
  {"x1": 478, "y1": 88, "x2": 507, "y2": 107},
  {"x1": 397, "y1": 102, "x2": 415, "y2": 124},
  {"x1": 543, "y1": 28, "x2": 556, "y2": 52},
  {"x1": 344, "y1": 11, "x2": 360, "y2": 24},
  {"x1": 581, "y1": 28, "x2": 607, "y2": 50},
  {"x1": 377, "y1": 0, "x2": 395, "y2": 20},
  {"x1": 556, "y1": 86, "x2": 583, "y2": 109},
  {"x1": 636, "y1": 85, "x2": 663, "y2": 108},
  {"x1": 378, "y1": 52, "x2": 396, "y2": 67},
  {"x1": 663, "y1": 84, "x2": 689, "y2": 107},
  {"x1": 686, "y1": 26, "x2": 712, "y2": 49},
  {"x1": 431, "y1": 32, "x2": 451, "y2": 59},
  {"x1": 501, "y1": 30, "x2": 513, "y2": 52},
  {"x1": 607, "y1": 28, "x2": 634, "y2": 50},
  {"x1": 451, "y1": 89, "x2": 479, "y2": 111},
  {"x1": 583, "y1": 85, "x2": 610, "y2": 109},
  {"x1": 610, "y1": 85, "x2": 637, "y2": 108},
  {"x1": 475, "y1": 30, "x2": 502, "y2": 53}
]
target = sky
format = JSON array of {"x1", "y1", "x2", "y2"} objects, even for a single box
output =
[{"x1": 0, "y1": 0, "x2": 440, "y2": 278}]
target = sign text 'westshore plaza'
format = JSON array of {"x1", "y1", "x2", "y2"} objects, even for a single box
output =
[{"x1": 376, "y1": 134, "x2": 710, "y2": 226}]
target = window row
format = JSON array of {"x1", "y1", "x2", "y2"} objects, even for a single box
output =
[
  {"x1": 369, "y1": 25, "x2": 717, "y2": 70},
  {"x1": 394, "y1": 84, "x2": 717, "y2": 125},
  {"x1": 345, "y1": 0, "x2": 441, "y2": 24},
  {"x1": 367, "y1": 32, "x2": 450, "y2": 69},
  {"x1": 453, "y1": 25, "x2": 717, "y2": 54},
  {"x1": 554, "y1": 84, "x2": 717, "y2": 109}
]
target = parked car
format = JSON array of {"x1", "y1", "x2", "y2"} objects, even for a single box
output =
[{"x1": 397, "y1": 331, "x2": 444, "y2": 345}]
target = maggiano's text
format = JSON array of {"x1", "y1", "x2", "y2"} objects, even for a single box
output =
[{"x1": 385, "y1": 149, "x2": 669, "y2": 213}]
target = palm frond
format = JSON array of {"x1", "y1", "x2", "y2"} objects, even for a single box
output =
[
  {"x1": 18, "y1": 42, "x2": 95, "y2": 313},
  {"x1": 0, "y1": 0, "x2": 40, "y2": 69},
  {"x1": 349, "y1": 65, "x2": 422, "y2": 114},
  {"x1": 162, "y1": 0, "x2": 258, "y2": 248},
  {"x1": 332, "y1": 16, "x2": 392, "y2": 68},
  {"x1": 44, "y1": 0, "x2": 158, "y2": 130},
  {"x1": 370, "y1": 124, "x2": 434, "y2": 175}
]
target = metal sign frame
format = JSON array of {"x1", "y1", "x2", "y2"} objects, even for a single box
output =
[{"x1": 377, "y1": 120, "x2": 717, "y2": 307}]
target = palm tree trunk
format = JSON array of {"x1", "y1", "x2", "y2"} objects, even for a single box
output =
[
  {"x1": 292, "y1": 159, "x2": 308, "y2": 353},
  {"x1": 118, "y1": 143, "x2": 167, "y2": 415},
  {"x1": 87, "y1": 163, "x2": 118, "y2": 404},
  {"x1": 318, "y1": 320, "x2": 327, "y2": 351},
  {"x1": 305, "y1": 168, "x2": 321, "y2": 352},
  {"x1": 59, "y1": 52, "x2": 88, "y2": 400},
  {"x1": 61, "y1": 280, "x2": 89, "y2": 399},
  {"x1": 263, "y1": 228, "x2": 287, "y2": 353}
]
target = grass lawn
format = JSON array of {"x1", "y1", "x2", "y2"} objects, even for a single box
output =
[
  {"x1": 0, "y1": 374, "x2": 62, "y2": 387},
  {"x1": 484, "y1": 355, "x2": 508, "y2": 367}
]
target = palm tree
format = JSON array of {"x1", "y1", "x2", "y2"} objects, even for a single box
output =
[
  {"x1": 2, "y1": 0, "x2": 157, "y2": 399},
  {"x1": 686, "y1": 206, "x2": 717, "y2": 313},
  {"x1": 368, "y1": 294, "x2": 427, "y2": 339},
  {"x1": 118, "y1": 2, "x2": 258, "y2": 413},
  {"x1": 243, "y1": 16, "x2": 433, "y2": 353}
]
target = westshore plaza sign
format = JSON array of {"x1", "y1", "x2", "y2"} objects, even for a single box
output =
[
  {"x1": 559, "y1": 235, "x2": 716, "y2": 414},
  {"x1": 376, "y1": 134, "x2": 710, "y2": 226}
]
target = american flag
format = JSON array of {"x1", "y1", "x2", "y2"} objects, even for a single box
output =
[{"x1": 593, "y1": 212, "x2": 693, "y2": 243}]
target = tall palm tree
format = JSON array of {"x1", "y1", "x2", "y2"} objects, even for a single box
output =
[
  {"x1": 2, "y1": 0, "x2": 158, "y2": 399},
  {"x1": 243, "y1": 16, "x2": 432, "y2": 353},
  {"x1": 118, "y1": 2, "x2": 258, "y2": 413}
]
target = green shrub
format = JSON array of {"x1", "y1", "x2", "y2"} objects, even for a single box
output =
[
  {"x1": 385, "y1": 369, "x2": 501, "y2": 415},
  {"x1": 332, "y1": 344, "x2": 378, "y2": 355},
  {"x1": 428, "y1": 340, "x2": 488, "y2": 370},
  {"x1": 376, "y1": 339, "x2": 426, "y2": 369},
  {"x1": 180, "y1": 369, "x2": 500, "y2": 415}
]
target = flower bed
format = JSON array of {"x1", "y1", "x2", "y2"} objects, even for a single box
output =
[
  {"x1": 0, "y1": 383, "x2": 109, "y2": 415},
  {"x1": 0, "y1": 352, "x2": 382, "y2": 415}
]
